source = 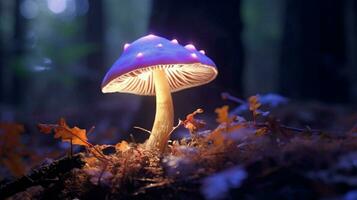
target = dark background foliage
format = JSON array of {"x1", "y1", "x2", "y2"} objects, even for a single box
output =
[{"x1": 0, "y1": 0, "x2": 356, "y2": 143}]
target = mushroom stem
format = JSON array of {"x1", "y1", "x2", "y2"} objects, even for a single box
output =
[{"x1": 146, "y1": 69, "x2": 174, "y2": 152}]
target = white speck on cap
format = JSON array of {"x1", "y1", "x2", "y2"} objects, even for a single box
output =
[
  {"x1": 185, "y1": 44, "x2": 196, "y2": 50},
  {"x1": 146, "y1": 34, "x2": 156, "y2": 39},
  {"x1": 136, "y1": 52, "x2": 143, "y2": 58},
  {"x1": 171, "y1": 39, "x2": 178, "y2": 44},
  {"x1": 190, "y1": 53, "x2": 198, "y2": 58},
  {"x1": 124, "y1": 43, "x2": 130, "y2": 50},
  {"x1": 199, "y1": 50, "x2": 205, "y2": 55}
]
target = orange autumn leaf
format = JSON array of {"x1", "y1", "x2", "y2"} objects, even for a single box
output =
[
  {"x1": 248, "y1": 95, "x2": 261, "y2": 117},
  {"x1": 206, "y1": 127, "x2": 237, "y2": 150},
  {"x1": 38, "y1": 118, "x2": 90, "y2": 147},
  {"x1": 215, "y1": 105, "x2": 235, "y2": 124},
  {"x1": 115, "y1": 140, "x2": 130, "y2": 152},
  {"x1": 182, "y1": 108, "x2": 206, "y2": 134},
  {"x1": 0, "y1": 123, "x2": 26, "y2": 177},
  {"x1": 207, "y1": 129, "x2": 225, "y2": 147},
  {"x1": 38, "y1": 123, "x2": 52, "y2": 134},
  {"x1": 0, "y1": 123, "x2": 24, "y2": 151},
  {"x1": 226, "y1": 123, "x2": 247, "y2": 133},
  {"x1": 255, "y1": 127, "x2": 269, "y2": 136}
]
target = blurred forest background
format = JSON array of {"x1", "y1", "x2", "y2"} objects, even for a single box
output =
[{"x1": 0, "y1": 0, "x2": 356, "y2": 144}]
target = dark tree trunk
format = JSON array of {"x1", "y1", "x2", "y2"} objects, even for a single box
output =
[
  {"x1": 280, "y1": 0, "x2": 349, "y2": 103},
  {"x1": 149, "y1": 0, "x2": 244, "y2": 94},
  {"x1": 9, "y1": 0, "x2": 27, "y2": 106},
  {"x1": 130, "y1": 0, "x2": 244, "y2": 135},
  {"x1": 354, "y1": 0, "x2": 357, "y2": 101},
  {"x1": 86, "y1": 0, "x2": 105, "y2": 71},
  {"x1": 0, "y1": 2, "x2": 3, "y2": 103},
  {"x1": 83, "y1": 0, "x2": 105, "y2": 101},
  {"x1": 349, "y1": 0, "x2": 357, "y2": 101}
]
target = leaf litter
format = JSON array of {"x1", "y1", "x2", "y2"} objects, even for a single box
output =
[{"x1": 1, "y1": 94, "x2": 357, "y2": 199}]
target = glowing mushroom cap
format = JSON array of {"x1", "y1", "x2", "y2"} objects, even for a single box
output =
[{"x1": 101, "y1": 34, "x2": 218, "y2": 95}]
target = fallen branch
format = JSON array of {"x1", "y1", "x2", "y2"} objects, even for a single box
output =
[{"x1": 0, "y1": 154, "x2": 85, "y2": 199}]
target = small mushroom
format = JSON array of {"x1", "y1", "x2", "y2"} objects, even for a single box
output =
[{"x1": 101, "y1": 34, "x2": 218, "y2": 152}]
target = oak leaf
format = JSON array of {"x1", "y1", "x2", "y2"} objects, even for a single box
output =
[{"x1": 38, "y1": 118, "x2": 90, "y2": 147}]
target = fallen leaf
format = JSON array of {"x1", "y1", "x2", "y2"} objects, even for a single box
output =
[
  {"x1": 116, "y1": 140, "x2": 130, "y2": 152},
  {"x1": 215, "y1": 105, "x2": 235, "y2": 124},
  {"x1": 182, "y1": 108, "x2": 206, "y2": 134},
  {"x1": 37, "y1": 123, "x2": 53, "y2": 134},
  {"x1": 248, "y1": 95, "x2": 261, "y2": 116},
  {"x1": 38, "y1": 118, "x2": 90, "y2": 147},
  {"x1": 207, "y1": 129, "x2": 226, "y2": 147},
  {"x1": 255, "y1": 127, "x2": 269, "y2": 136},
  {"x1": 0, "y1": 122, "x2": 26, "y2": 177}
]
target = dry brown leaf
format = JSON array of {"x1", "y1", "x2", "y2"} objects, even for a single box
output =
[
  {"x1": 248, "y1": 95, "x2": 262, "y2": 120},
  {"x1": 116, "y1": 140, "x2": 130, "y2": 152},
  {"x1": 207, "y1": 129, "x2": 225, "y2": 147},
  {"x1": 37, "y1": 123, "x2": 53, "y2": 134},
  {"x1": 215, "y1": 105, "x2": 235, "y2": 124},
  {"x1": 0, "y1": 122, "x2": 26, "y2": 177},
  {"x1": 84, "y1": 157, "x2": 100, "y2": 167},
  {"x1": 182, "y1": 108, "x2": 206, "y2": 134},
  {"x1": 38, "y1": 118, "x2": 90, "y2": 147},
  {"x1": 256, "y1": 127, "x2": 269, "y2": 136},
  {"x1": 0, "y1": 123, "x2": 24, "y2": 149}
]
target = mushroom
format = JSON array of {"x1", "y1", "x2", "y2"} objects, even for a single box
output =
[{"x1": 101, "y1": 34, "x2": 218, "y2": 152}]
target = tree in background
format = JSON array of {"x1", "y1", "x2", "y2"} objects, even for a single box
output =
[
  {"x1": 129, "y1": 0, "x2": 244, "y2": 132},
  {"x1": 83, "y1": 0, "x2": 105, "y2": 102},
  {"x1": 149, "y1": 0, "x2": 244, "y2": 95},
  {"x1": 0, "y1": 0, "x2": 28, "y2": 107},
  {"x1": 280, "y1": 0, "x2": 350, "y2": 103},
  {"x1": 347, "y1": 0, "x2": 357, "y2": 102}
]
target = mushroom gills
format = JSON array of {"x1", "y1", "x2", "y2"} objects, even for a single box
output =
[{"x1": 102, "y1": 64, "x2": 217, "y2": 95}]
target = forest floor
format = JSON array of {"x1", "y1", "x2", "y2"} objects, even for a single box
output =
[{"x1": 1, "y1": 94, "x2": 357, "y2": 200}]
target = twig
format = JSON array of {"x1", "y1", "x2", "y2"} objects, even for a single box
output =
[
  {"x1": 133, "y1": 179, "x2": 173, "y2": 195},
  {"x1": 43, "y1": 124, "x2": 108, "y2": 161},
  {"x1": 254, "y1": 122, "x2": 322, "y2": 134},
  {"x1": 169, "y1": 120, "x2": 183, "y2": 136},
  {"x1": 59, "y1": 126, "x2": 109, "y2": 162},
  {"x1": 134, "y1": 126, "x2": 151, "y2": 134},
  {"x1": 221, "y1": 92, "x2": 246, "y2": 104},
  {"x1": 130, "y1": 134, "x2": 136, "y2": 143},
  {"x1": 87, "y1": 126, "x2": 95, "y2": 135}
]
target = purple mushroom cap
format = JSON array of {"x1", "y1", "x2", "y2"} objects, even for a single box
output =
[{"x1": 101, "y1": 34, "x2": 218, "y2": 95}]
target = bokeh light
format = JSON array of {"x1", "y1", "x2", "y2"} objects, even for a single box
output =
[
  {"x1": 20, "y1": 0, "x2": 39, "y2": 19},
  {"x1": 47, "y1": 0, "x2": 67, "y2": 14}
]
